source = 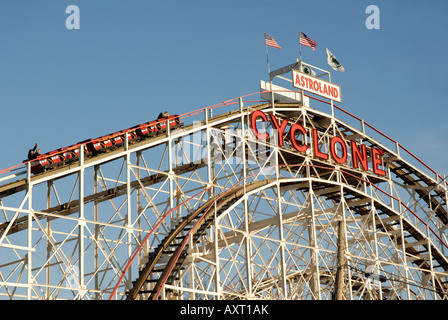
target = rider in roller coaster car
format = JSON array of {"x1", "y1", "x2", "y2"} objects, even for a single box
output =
[
  {"x1": 27, "y1": 143, "x2": 41, "y2": 160},
  {"x1": 157, "y1": 111, "x2": 170, "y2": 120}
]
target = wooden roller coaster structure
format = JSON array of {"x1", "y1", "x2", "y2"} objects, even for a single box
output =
[{"x1": 0, "y1": 87, "x2": 447, "y2": 300}]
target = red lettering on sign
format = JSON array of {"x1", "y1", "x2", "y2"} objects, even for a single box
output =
[
  {"x1": 351, "y1": 141, "x2": 368, "y2": 171},
  {"x1": 306, "y1": 77, "x2": 312, "y2": 89},
  {"x1": 312, "y1": 129, "x2": 329, "y2": 160},
  {"x1": 290, "y1": 123, "x2": 308, "y2": 153},
  {"x1": 371, "y1": 147, "x2": 386, "y2": 176},
  {"x1": 332, "y1": 87, "x2": 339, "y2": 99},
  {"x1": 250, "y1": 110, "x2": 269, "y2": 140},
  {"x1": 269, "y1": 114, "x2": 288, "y2": 147},
  {"x1": 295, "y1": 74, "x2": 301, "y2": 86},
  {"x1": 330, "y1": 136, "x2": 348, "y2": 164},
  {"x1": 248, "y1": 111, "x2": 386, "y2": 178},
  {"x1": 323, "y1": 84, "x2": 329, "y2": 96}
]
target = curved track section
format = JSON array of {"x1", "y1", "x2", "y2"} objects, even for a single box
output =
[
  {"x1": 127, "y1": 176, "x2": 448, "y2": 300},
  {"x1": 0, "y1": 91, "x2": 446, "y2": 300},
  {"x1": 127, "y1": 179, "x2": 274, "y2": 300}
]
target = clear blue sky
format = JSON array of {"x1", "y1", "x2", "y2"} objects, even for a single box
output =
[{"x1": 0, "y1": 0, "x2": 447, "y2": 176}]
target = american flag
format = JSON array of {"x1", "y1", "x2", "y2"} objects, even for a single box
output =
[
  {"x1": 264, "y1": 33, "x2": 282, "y2": 49},
  {"x1": 299, "y1": 32, "x2": 317, "y2": 51}
]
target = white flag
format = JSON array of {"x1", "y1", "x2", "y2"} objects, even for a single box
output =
[
  {"x1": 301, "y1": 63, "x2": 316, "y2": 76},
  {"x1": 326, "y1": 48, "x2": 345, "y2": 72}
]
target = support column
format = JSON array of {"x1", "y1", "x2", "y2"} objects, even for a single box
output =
[
  {"x1": 78, "y1": 145, "x2": 85, "y2": 299},
  {"x1": 125, "y1": 134, "x2": 133, "y2": 286},
  {"x1": 244, "y1": 196, "x2": 253, "y2": 298},
  {"x1": 27, "y1": 161, "x2": 33, "y2": 300},
  {"x1": 94, "y1": 165, "x2": 99, "y2": 299},
  {"x1": 334, "y1": 219, "x2": 346, "y2": 300},
  {"x1": 334, "y1": 182, "x2": 347, "y2": 300},
  {"x1": 46, "y1": 181, "x2": 52, "y2": 300},
  {"x1": 308, "y1": 182, "x2": 321, "y2": 300},
  {"x1": 276, "y1": 182, "x2": 287, "y2": 299}
]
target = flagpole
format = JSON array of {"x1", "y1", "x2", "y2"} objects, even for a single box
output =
[
  {"x1": 264, "y1": 33, "x2": 281, "y2": 110},
  {"x1": 265, "y1": 43, "x2": 271, "y2": 76},
  {"x1": 265, "y1": 44, "x2": 275, "y2": 110},
  {"x1": 298, "y1": 29, "x2": 304, "y2": 108},
  {"x1": 327, "y1": 51, "x2": 334, "y2": 118}
]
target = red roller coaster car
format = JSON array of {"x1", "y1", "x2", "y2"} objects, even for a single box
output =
[{"x1": 25, "y1": 115, "x2": 183, "y2": 174}]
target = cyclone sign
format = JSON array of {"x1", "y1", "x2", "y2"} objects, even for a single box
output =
[
  {"x1": 249, "y1": 110, "x2": 387, "y2": 177},
  {"x1": 292, "y1": 69, "x2": 341, "y2": 103}
]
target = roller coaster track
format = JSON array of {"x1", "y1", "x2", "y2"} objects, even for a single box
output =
[
  {"x1": 126, "y1": 178, "x2": 274, "y2": 300},
  {"x1": 0, "y1": 89, "x2": 447, "y2": 300},
  {"x1": 125, "y1": 173, "x2": 448, "y2": 300}
]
